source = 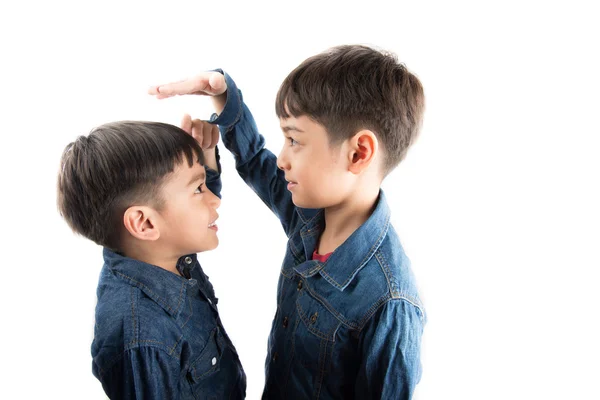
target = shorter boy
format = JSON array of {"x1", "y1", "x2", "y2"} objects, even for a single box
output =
[{"x1": 57, "y1": 119, "x2": 246, "y2": 399}]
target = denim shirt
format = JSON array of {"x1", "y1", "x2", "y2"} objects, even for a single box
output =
[
  {"x1": 91, "y1": 166, "x2": 246, "y2": 399},
  {"x1": 210, "y1": 71, "x2": 426, "y2": 399}
]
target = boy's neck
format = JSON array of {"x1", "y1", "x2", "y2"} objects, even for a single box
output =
[
  {"x1": 318, "y1": 186, "x2": 380, "y2": 255},
  {"x1": 122, "y1": 245, "x2": 182, "y2": 277}
]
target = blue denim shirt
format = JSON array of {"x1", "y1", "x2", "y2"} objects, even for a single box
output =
[
  {"x1": 91, "y1": 165, "x2": 246, "y2": 399},
  {"x1": 210, "y1": 71, "x2": 426, "y2": 399}
]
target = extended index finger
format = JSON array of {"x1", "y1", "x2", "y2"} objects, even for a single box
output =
[{"x1": 148, "y1": 74, "x2": 213, "y2": 96}]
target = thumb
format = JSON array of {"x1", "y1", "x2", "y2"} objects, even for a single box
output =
[
  {"x1": 208, "y1": 73, "x2": 227, "y2": 95},
  {"x1": 180, "y1": 114, "x2": 192, "y2": 134}
]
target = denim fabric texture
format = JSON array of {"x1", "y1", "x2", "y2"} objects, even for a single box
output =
[
  {"x1": 91, "y1": 165, "x2": 246, "y2": 399},
  {"x1": 210, "y1": 71, "x2": 426, "y2": 399}
]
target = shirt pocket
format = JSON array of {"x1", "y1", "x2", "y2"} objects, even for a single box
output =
[
  {"x1": 187, "y1": 326, "x2": 223, "y2": 383},
  {"x1": 294, "y1": 290, "x2": 340, "y2": 372}
]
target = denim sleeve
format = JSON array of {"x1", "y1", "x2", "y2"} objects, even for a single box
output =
[
  {"x1": 208, "y1": 70, "x2": 305, "y2": 236},
  {"x1": 205, "y1": 145, "x2": 222, "y2": 199},
  {"x1": 100, "y1": 347, "x2": 182, "y2": 400},
  {"x1": 355, "y1": 299, "x2": 424, "y2": 400}
]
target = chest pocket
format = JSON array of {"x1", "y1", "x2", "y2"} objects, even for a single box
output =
[
  {"x1": 187, "y1": 326, "x2": 223, "y2": 383},
  {"x1": 293, "y1": 289, "x2": 341, "y2": 375}
]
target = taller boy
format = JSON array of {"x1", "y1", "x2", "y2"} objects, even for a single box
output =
[{"x1": 151, "y1": 45, "x2": 426, "y2": 399}]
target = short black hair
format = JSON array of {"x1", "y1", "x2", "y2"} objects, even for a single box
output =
[
  {"x1": 57, "y1": 121, "x2": 204, "y2": 251},
  {"x1": 276, "y1": 44, "x2": 425, "y2": 175}
]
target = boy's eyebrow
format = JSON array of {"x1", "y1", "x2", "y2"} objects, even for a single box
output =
[
  {"x1": 187, "y1": 170, "x2": 206, "y2": 186},
  {"x1": 281, "y1": 125, "x2": 304, "y2": 133}
]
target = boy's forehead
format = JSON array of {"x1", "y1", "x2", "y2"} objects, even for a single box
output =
[
  {"x1": 168, "y1": 161, "x2": 206, "y2": 186},
  {"x1": 280, "y1": 115, "x2": 311, "y2": 132}
]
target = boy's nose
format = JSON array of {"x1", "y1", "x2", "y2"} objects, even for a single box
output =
[
  {"x1": 208, "y1": 188, "x2": 221, "y2": 208},
  {"x1": 277, "y1": 148, "x2": 290, "y2": 171}
]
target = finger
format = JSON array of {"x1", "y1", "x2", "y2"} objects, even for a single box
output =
[
  {"x1": 208, "y1": 73, "x2": 227, "y2": 95},
  {"x1": 209, "y1": 124, "x2": 220, "y2": 149},
  {"x1": 192, "y1": 119, "x2": 211, "y2": 149},
  {"x1": 201, "y1": 122, "x2": 212, "y2": 149},
  {"x1": 180, "y1": 114, "x2": 192, "y2": 135},
  {"x1": 154, "y1": 74, "x2": 213, "y2": 96},
  {"x1": 191, "y1": 119, "x2": 204, "y2": 147}
]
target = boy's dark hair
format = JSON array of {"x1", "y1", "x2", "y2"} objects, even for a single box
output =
[
  {"x1": 276, "y1": 44, "x2": 425, "y2": 175},
  {"x1": 57, "y1": 121, "x2": 204, "y2": 251}
]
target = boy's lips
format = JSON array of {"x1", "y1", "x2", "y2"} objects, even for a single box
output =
[
  {"x1": 208, "y1": 216, "x2": 219, "y2": 231},
  {"x1": 286, "y1": 178, "x2": 298, "y2": 190}
]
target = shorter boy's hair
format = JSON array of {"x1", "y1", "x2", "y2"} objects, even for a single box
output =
[
  {"x1": 276, "y1": 44, "x2": 425, "y2": 175},
  {"x1": 57, "y1": 121, "x2": 204, "y2": 251}
]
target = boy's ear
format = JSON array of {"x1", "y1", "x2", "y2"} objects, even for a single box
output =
[
  {"x1": 348, "y1": 130, "x2": 378, "y2": 174},
  {"x1": 123, "y1": 206, "x2": 160, "y2": 241}
]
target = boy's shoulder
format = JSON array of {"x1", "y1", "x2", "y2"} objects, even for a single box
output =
[
  {"x1": 93, "y1": 263, "x2": 185, "y2": 353},
  {"x1": 92, "y1": 250, "x2": 195, "y2": 369}
]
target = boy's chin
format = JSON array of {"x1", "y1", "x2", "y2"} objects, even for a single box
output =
[
  {"x1": 194, "y1": 240, "x2": 219, "y2": 253},
  {"x1": 291, "y1": 194, "x2": 325, "y2": 210}
]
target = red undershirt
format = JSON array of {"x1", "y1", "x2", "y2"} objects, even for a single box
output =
[{"x1": 312, "y1": 249, "x2": 333, "y2": 262}]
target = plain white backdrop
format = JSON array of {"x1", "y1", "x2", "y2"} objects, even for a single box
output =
[{"x1": 1, "y1": 1, "x2": 599, "y2": 399}]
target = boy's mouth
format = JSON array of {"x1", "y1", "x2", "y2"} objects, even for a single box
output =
[
  {"x1": 208, "y1": 217, "x2": 218, "y2": 231},
  {"x1": 286, "y1": 179, "x2": 298, "y2": 190}
]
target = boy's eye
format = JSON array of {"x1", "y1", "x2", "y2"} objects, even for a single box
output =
[
  {"x1": 195, "y1": 184, "x2": 204, "y2": 194},
  {"x1": 289, "y1": 138, "x2": 298, "y2": 146}
]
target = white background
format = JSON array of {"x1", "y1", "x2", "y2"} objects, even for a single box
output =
[{"x1": 1, "y1": 1, "x2": 599, "y2": 399}]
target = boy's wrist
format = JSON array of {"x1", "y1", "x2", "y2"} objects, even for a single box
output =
[{"x1": 208, "y1": 70, "x2": 242, "y2": 130}]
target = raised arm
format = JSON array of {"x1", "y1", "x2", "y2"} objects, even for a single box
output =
[{"x1": 150, "y1": 71, "x2": 313, "y2": 235}]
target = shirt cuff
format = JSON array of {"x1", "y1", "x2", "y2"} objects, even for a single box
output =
[{"x1": 208, "y1": 69, "x2": 243, "y2": 131}]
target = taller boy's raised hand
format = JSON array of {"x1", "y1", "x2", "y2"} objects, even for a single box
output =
[{"x1": 148, "y1": 71, "x2": 227, "y2": 99}]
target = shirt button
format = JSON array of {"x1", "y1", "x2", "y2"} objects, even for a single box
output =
[
  {"x1": 272, "y1": 352, "x2": 278, "y2": 362},
  {"x1": 310, "y1": 312, "x2": 318, "y2": 324},
  {"x1": 211, "y1": 357, "x2": 217, "y2": 366},
  {"x1": 283, "y1": 317, "x2": 289, "y2": 328},
  {"x1": 297, "y1": 281, "x2": 303, "y2": 290},
  {"x1": 184, "y1": 256, "x2": 192, "y2": 264}
]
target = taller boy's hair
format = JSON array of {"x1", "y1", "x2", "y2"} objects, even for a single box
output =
[
  {"x1": 57, "y1": 121, "x2": 204, "y2": 251},
  {"x1": 276, "y1": 44, "x2": 425, "y2": 175}
]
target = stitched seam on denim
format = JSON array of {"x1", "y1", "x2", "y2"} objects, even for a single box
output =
[
  {"x1": 288, "y1": 235, "x2": 301, "y2": 257},
  {"x1": 303, "y1": 263, "x2": 323, "y2": 277},
  {"x1": 303, "y1": 279, "x2": 357, "y2": 330},
  {"x1": 180, "y1": 296, "x2": 193, "y2": 330},
  {"x1": 98, "y1": 343, "x2": 178, "y2": 379},
  {"x1": 374, "y1": 249, "x2": 423, "y2": 308},
  {"x1": 130, "y1": 287, "x2": 138, "y2": 345},
  {"x1": 315, "y1": 338, "x2": 330, "y2": 400},
  {"x1": 169, "y1": 334, "x2": 184, "y2": 357},
  {"x1": 175, "y1": 280, "x2": 186, "y2": 317},
  {"x1": 300, "y1": 227, "x2": 321, "y2": 239},
  {"x1": 375, "y1": 250, "x2": 397, "y2": 297},
  {"x1": 396, "y1": 296, "x2": 426, "y2": 321},
  {"x1": 319, "y1": 214, "x2": 390, "y2": 289},
  {"x1": 357, "y1": 293, "x2": 392, "y2": 331},
  {"x1": 223, "y1": 89, "x2": 244, "y2": 133},
  {"x1": 281, "y1": 264, "x2": 294, "y2": 279},
  {"x1": 296, "y1": 300, "x2": 334, "y2": 342},
  {"x1": 283, "y1": 317, "x2": 301, "y2": 392},
  {"x1": 115, "y1": 271, "x2": 177, "y2": 315},
  {"x1": 190, "y1": 327, "x2": 221, "y2": 379}
]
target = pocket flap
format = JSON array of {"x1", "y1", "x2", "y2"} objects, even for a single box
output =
[{"x1": 188, "y1": 327, "x2": 222, "y2": 381}]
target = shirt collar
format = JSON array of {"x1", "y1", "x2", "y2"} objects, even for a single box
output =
[
  {"x1": 294, "y1": 190, "x2": 391, "y2": 291},
  {"x1": 102, "y1": 248, "x2": 198, "y2": 317}
]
